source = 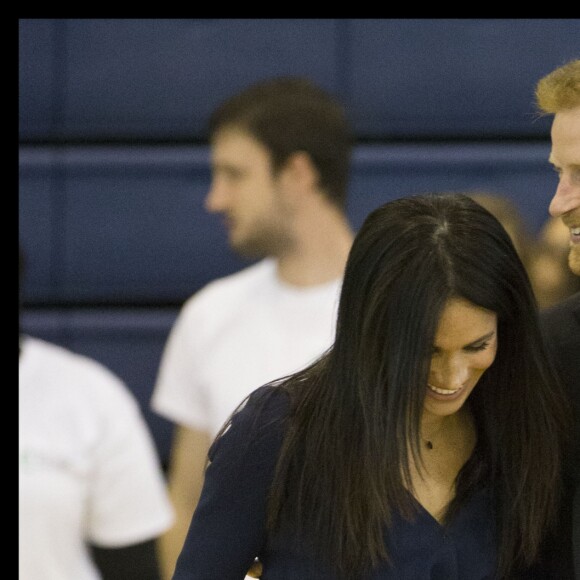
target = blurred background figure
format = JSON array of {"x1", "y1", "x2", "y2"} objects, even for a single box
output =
[
  {"x1": 468, "y1": 191, "x2": 535, "y2": 269},
  {"x1": 468, "y1": 191, "x2": 580, "y2": 309},
  {"x1": 19, "y1": 248, "x2": 174, "y2": 580},
  {"x1": 150, "y1": 76, "x2": 355, "y2": 579}
]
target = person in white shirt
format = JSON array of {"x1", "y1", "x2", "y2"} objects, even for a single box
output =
[
  {"x1": 150, "y1": 76, "x2": 355, "y2": 579},
  {"x1": 19, "y1": 335, "x2": 174, "y2": 580},
  {"x1": 19, "y1": 247, "x2": 174, "y2": 580}
]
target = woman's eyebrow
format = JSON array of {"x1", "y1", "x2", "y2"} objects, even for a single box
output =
[
  {"x1": 432, "y1": 330, "x2": 496, "y2": 351},
  {"x1": 466, "y1": 330, "x2": 496, "y2": 347}
]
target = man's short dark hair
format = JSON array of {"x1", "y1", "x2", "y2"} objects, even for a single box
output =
[{"x1": 208, "y1": 76, "x2": 353, "y2": 209}]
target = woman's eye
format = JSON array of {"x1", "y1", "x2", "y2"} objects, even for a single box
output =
[{"x1": 466, "y1": 341, "x2": 490, "y2": 352}]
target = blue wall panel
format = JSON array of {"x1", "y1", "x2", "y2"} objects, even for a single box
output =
[
  {"x1": 348, "y1": 19, "x2": 580, "y2": 138},
  {"x1": 20, "y1": 19, "x2": 341, "y2": 141},
  {"x1": 19, "y1": 145, "x2": 250, "y2": 303},
  {"x1": 19, "y1": 19, "x2": 59, "y2": 139},
  {"x1": 20, "y1": 143, "x2": 555, "y2": 305},
  {"x1": 348, "y1": 143, "x2": 555, "y2": 233},
  {"x1": 19, "y1": 19, "x2": 580, "y2": 141},
  {"x1": 19, "y1": 149, "x2": 57, "y2": 299}
]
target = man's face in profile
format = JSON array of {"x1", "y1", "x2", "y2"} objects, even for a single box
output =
[{"x1": 548, "y1": 104, "x2": 580, "y2": 276}]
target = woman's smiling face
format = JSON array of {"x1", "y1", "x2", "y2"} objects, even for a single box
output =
[{"x1": 424, "y1": 296, "x2": 498, "y2": 417}]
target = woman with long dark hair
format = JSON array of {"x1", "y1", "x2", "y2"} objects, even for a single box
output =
[{"x1": 173, "y1": 193, "x2": 570, "y2": 579}]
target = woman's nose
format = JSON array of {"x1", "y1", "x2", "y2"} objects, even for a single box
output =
[{"x1": 430, "y1": 357, "x2": 469, "y2": 390}]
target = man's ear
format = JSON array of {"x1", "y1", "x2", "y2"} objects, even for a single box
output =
[{"x1": 281, "y1": 151, "x2": 320, "y2": 195}]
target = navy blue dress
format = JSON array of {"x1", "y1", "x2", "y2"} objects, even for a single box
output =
[{"x1": 172, "y1": 385, "x2": 499, "y2": 579}]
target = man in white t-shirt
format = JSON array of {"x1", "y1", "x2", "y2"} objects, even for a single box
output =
[
  {"x1": 150, "y1": 76, "x2": 355, "y2": 579},
  {"x1": 19, "y1": 335, "x2": 174, "y2": 580}
]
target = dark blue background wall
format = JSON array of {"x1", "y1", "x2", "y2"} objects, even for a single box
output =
[{"x1": 19, "y1": 19, "x2": 580, "y2": 142}]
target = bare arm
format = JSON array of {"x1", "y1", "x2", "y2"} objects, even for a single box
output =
[{"x1": 158, "y1": 425, "x2": 210, "y2": 580}]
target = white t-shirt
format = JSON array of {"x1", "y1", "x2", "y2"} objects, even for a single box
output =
[
  {"x1": 19, "y1": 336, "x2": 174, "y2": 580},
  {"x1": 151, "y1": 258, "x2": 341, "y2": 437}
]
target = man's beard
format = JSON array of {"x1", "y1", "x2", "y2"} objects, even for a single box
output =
[
  {"x1": 231, "y1": 225, "x2": 294, "y2": 260},
  {"x1": 568, "y1": 244, "x2": 580, "y2": 277}
]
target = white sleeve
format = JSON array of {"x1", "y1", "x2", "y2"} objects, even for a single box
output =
[
  {"x1": 150, "y1": 297, "x2": 211, "y2": 431},
  {"x1": 86, "y1": 376, "x2": 174, "y2": 547}
]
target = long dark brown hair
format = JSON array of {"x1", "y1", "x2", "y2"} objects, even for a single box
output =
[{"x1": 225, "y1": 193, "x2": 570, "y2": 578}]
